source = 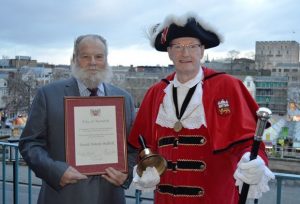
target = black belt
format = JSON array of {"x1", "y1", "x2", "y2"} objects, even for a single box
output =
[
  {"x1": 167, "y1": 160, "x2": 206, "y2": 171},
  {"x1": 158, "y1": 136, "x2": 206, "y2": 147},
  {"x1": 158, "y1": 184, "x2": 204, "y2": 196}
]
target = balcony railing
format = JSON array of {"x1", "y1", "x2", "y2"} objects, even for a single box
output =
[
  {"x1": 1, "y1": 141, "x2": 300, "y2": 204},
  {"x1": 267, "y1": 145, "x2": 300, "y2": 159}
]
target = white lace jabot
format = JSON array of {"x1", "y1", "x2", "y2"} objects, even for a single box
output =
[{"x1": 156, "y1": 69, "x2": 207, "y2": 129}]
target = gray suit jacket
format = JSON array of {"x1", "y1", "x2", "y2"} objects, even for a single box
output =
[{"x1": 19, "y1": 77, "x2": 137, "y2": 204}]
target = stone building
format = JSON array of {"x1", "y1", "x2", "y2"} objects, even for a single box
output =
[
  {"x1": 255, "y1": 41, "x2": 299, "y2": 70},
  {"x1": 112, "y1": 65, "x2": 174, "y2": 107},
  {"x1": 10, "y1": 56, "x2": 37, "y2": 68},
  {"x1": 0, "y1": 77, "x2": 8, "y2": 110},
  {"x1": 255, "y1": 41, "x2": 300, "y2": 110}
]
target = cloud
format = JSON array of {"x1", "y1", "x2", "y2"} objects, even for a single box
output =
[
  {"x1": 0, "y1": 0, "x2": 299, "y2": 65},
  {"x1": 109, "y1": 44, "x2": 171, "y2": 67}
]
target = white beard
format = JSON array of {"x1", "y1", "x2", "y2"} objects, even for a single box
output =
[{"x1": 71, "y1": 63, "x2": 113, "y2": 88}]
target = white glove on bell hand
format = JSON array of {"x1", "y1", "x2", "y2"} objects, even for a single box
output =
[
  {"x1": 132, "y1": 165, "x2": 160, "y2": 192},
  {"x1": 234, "y1": 152, "x2": 275, "y2": 199}
]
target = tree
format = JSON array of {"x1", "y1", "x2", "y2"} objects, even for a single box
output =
[
  {"x1": 2, "y1": 69, "x2": 38, "y2": 116},
  {"x1": 228, "y1": 50, "x2": 240, "y2": 59},
  {"x1": 51, "y1": 67, "x2": 71, "y2": 81},
  {"x1": 227, "y1": 50, "x2": 240, "y2": 72}
]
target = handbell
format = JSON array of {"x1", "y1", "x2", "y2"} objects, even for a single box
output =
[{"x1": 136, "y1": 135, "x2": 167, "y2": 177}]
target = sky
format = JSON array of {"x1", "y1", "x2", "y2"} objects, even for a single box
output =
[{"x1": 1, "y1": 0, "x2": 299, "y2": 66}]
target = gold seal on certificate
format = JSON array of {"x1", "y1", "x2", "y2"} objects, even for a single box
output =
[{"x1": 174, "y1": 121, "x2": 183, "y2": 132}]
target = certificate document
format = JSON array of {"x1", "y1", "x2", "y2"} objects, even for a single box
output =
[
  {"x1": 64, "y1": 96, "x2": 127, "y2": 175},
  {"x1": 74, "y1": 105, "x2": 118, "y2": 165}
]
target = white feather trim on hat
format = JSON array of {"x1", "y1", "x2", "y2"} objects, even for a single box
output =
[{"x1": 147, "y1": 12, "x2": 224, "y2": 49}]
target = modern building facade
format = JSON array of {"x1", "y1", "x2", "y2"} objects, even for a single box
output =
[
  {"x1": 255, "y1": 76, "x2": 288, "y2": 115},
  {"x1": 255, "y1": 41, "x2": 300, "y2": 113}
]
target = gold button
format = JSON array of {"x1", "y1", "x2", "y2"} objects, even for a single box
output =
[
  {"x1": 174, "y1": 139, "x2": 179, "y2": 147},
  {"x1": 198, "y1": 190, "x2": 204, "y2": 196}
]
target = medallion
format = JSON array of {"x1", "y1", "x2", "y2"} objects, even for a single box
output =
[{"x1": 174, "y1": 121, "x2": 183, "y2": 132}]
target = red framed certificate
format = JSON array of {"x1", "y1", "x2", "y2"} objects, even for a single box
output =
[{"x1": 64, "y1": 96, "x2": 128, "y2": 175}]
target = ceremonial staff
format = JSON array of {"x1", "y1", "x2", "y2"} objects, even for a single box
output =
[{"x1": 239, "y1": 107, "x2": 272, "y2": 204}]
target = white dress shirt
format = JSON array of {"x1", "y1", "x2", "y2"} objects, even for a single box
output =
[
  {"x1": 76, "y1": 79, "x2": 105, "y2": 96},
  {"x1": 156, "y1": 68, "x2": 207, "y2": 130}
]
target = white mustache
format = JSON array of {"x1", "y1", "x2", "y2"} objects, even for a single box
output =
[{"x1": 71, "y1": 63, "x2": 113, "y2": 88}]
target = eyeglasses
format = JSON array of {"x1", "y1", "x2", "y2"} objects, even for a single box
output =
[
  {"x1": 78, "y1": 54, "x2": 105, "y2": 62},
  {"x1": 170, "y1": 43, "x2": 202, "y2": 52}
]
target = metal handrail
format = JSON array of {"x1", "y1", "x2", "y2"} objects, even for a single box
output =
[
  {"x1": 274, "y1": 172, "x2": 300, "y2": 204},
  {"x1": 0, "y1": 141, "x2": 21, "y2": 204},
  {"x1": 1, "y1": 141, "x2": 300, "y2": 204},
  {"x1": 135, "y1": 172, "x2": 300, "y2": 204}
]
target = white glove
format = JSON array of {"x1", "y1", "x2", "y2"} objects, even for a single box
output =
[
  {"x1": 234, "y1": 152, "x2": 275, "y2": 199},
  {"x1": 132, "y1": 165, "x2": 160, "y2": 192},
  {"x1": 234, "y1": 152, "x2": 265, "y2": 184}
]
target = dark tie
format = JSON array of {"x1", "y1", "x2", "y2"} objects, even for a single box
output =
[{"x1": 88, "y1": 88, "x2": 98, "y2": 96}]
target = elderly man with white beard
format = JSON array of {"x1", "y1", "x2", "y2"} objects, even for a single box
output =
[{"x1": 19, "y1": 34, "x2": 137, "y2": 204}]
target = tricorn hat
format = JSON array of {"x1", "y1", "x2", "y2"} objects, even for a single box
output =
[{"x1": 149, "y1": 12, "x2": 223, "y2": 52}]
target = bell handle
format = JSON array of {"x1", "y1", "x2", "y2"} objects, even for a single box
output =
[{"x1": 138, "y1": 135, "x2": 147, "y2": 149}]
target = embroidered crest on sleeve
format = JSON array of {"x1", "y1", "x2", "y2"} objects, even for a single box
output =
[{"x1": 216, "y1": 99, "x2": 231, "y2": 116}]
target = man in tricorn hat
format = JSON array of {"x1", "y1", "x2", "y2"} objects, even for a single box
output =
[{"x1": 128, "y1": 13, "x2": 274, "y2": 203}]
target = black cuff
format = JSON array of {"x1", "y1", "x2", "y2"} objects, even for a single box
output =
[{"x1": 120, "y1": 177, "x2": 131, "y2": 189}]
